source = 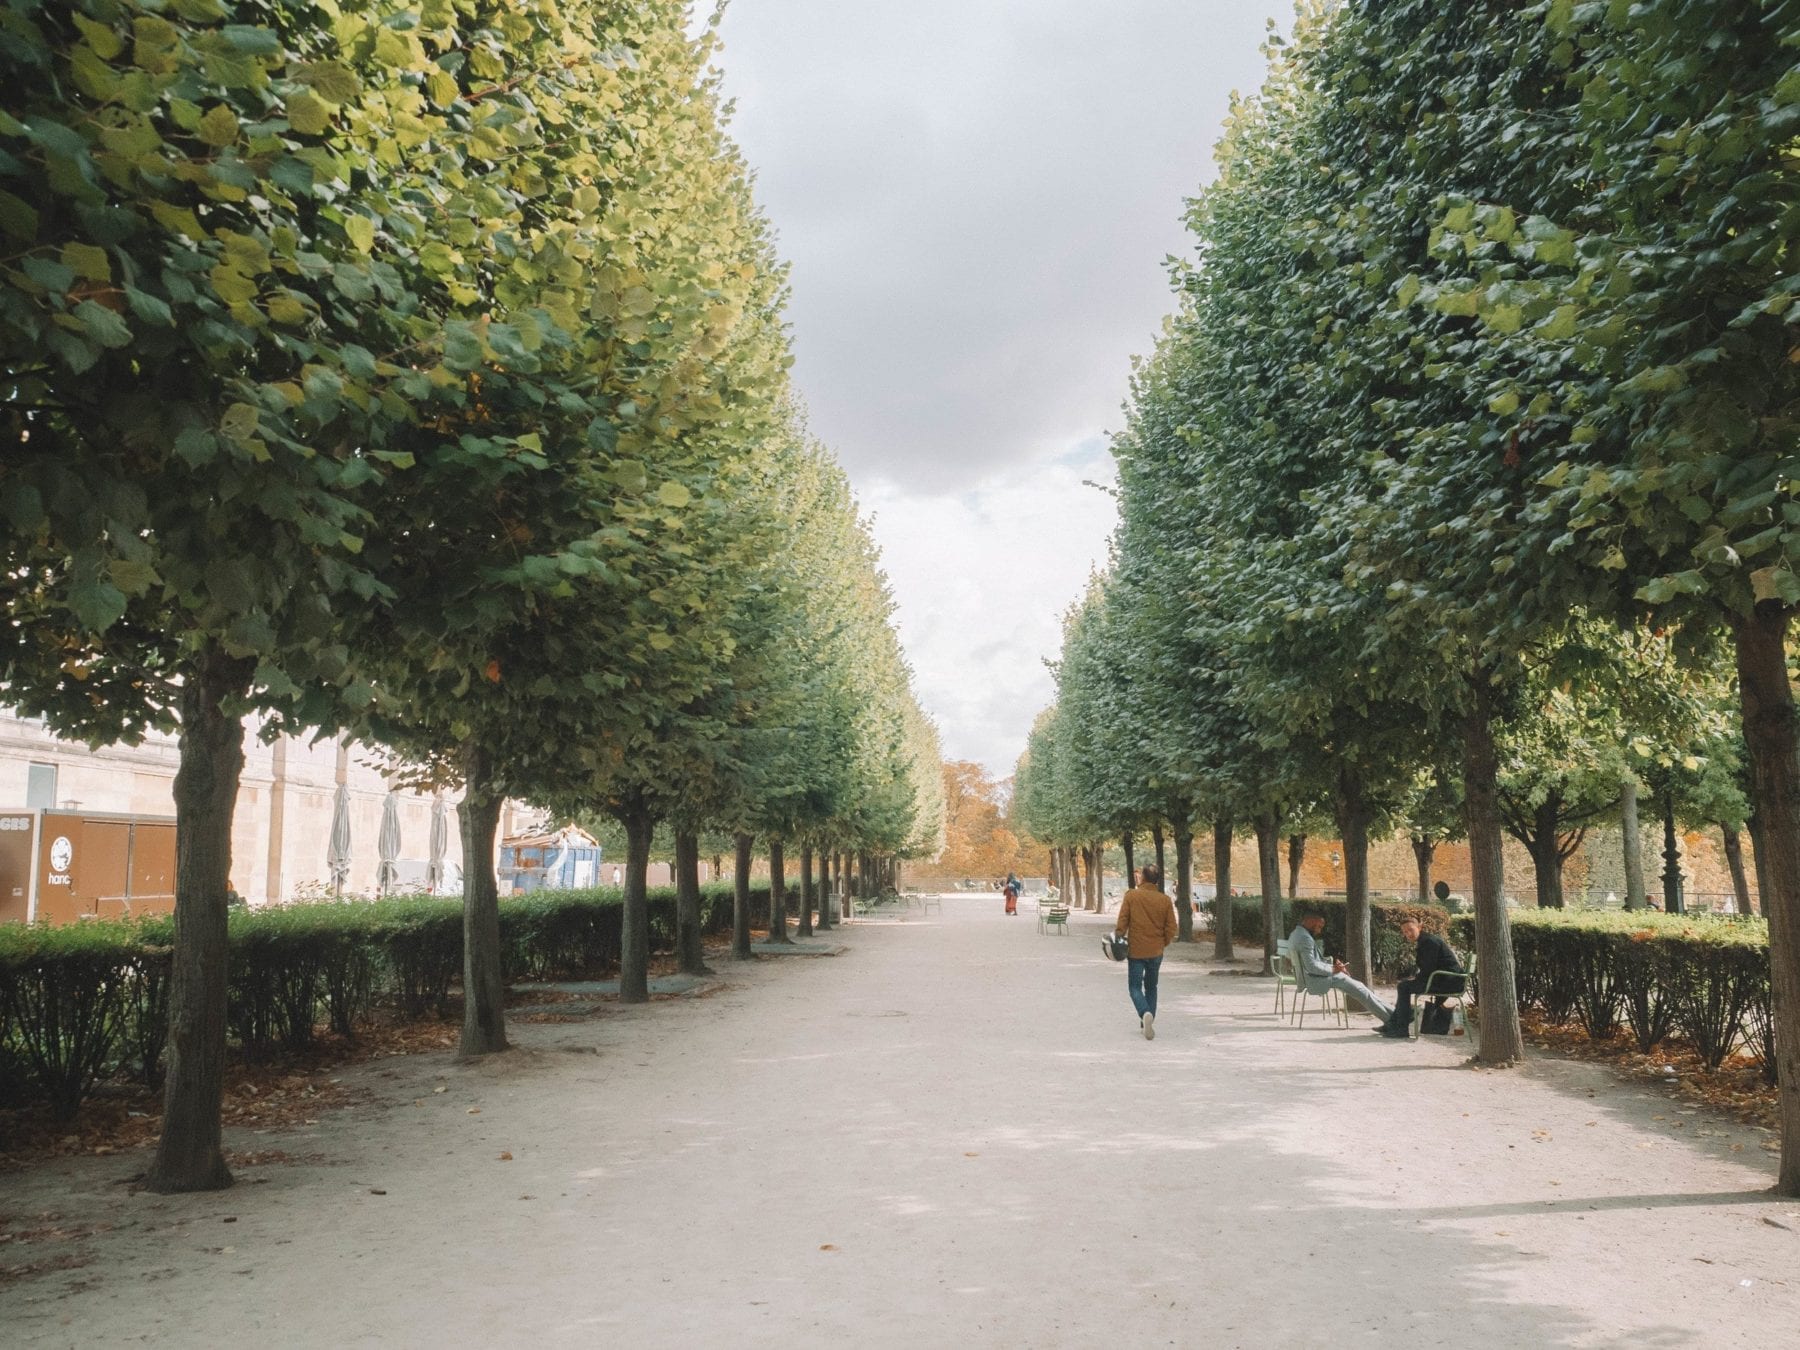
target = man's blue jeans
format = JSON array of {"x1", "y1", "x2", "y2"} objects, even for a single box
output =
[{"x1": 1128, "y1": 955, "x2": 1162, "y2": 1019}]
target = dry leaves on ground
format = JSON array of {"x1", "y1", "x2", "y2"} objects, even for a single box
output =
[{"x1": 1519, "y1": 1013, "x2": 1778, "y2": 1131}]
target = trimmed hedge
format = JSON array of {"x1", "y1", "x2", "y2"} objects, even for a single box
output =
[
  {"x1": 0, "y1": 883, "x2": 772, "y2": 1119},
  {"x1": 1448, "y1": 911, "x2": 1773, "y2": 1077},
  {"x1": 1202, "y1": 895, "x2": 1450, "y2": 979}
]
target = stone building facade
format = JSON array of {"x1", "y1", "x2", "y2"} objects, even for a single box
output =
[{"x1": 0, "y1": 708, "x2": 530, "y2": 907}]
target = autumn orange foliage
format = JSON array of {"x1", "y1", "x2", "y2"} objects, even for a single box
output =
[{"x1": 912, "y1": 761, "x2": 1043, "y2": 884}]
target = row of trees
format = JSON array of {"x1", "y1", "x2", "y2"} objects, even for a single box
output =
[
  {"x1": 1, "y1": 0, "x2": 940, "y2": 1193},
  {"x1": 1017, "y1": 0, "x2": 1800, "y2": 1194}
]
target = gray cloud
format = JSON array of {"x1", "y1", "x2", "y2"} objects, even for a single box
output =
[{"x1": 714, "y1": 1, "x2": 1293, "y2": 494}]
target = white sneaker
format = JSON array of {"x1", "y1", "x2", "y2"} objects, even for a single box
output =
[{"x1": 1142, "y1": 1012, "x2": 1155, "y2": 1040}]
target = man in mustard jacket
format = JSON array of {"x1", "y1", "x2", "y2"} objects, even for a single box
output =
[{"x1": 1115, "y1": 865, "x2": 1179, "y2": 1039}]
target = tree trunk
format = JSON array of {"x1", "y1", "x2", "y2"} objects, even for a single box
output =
[
  {"x1": 1253, "y1": 811, "x2": 1283, "y2": 977},
  {"x1": 455, "y1": 740, "x2": 509, "y2": 1056},
  {"x1": 768, "y1": 838, "x2": 790, "y2": 943},
  {"x1": 1087, "y1": 842, "x2": 1101, "y2": 911},
  {"x1": 1747, "y1": 813, "x2": 1770, "y2": 919},
  {"x1": 1661, "y1": 792, "x2": 1684, "y2": 914},
  {"x1": 144, "y1": 648, "x2": 252, "y2": 1194},
  {"x1": 798, "y1": 843, "x2": 815, "y2": 937},
  {"x1": 1286, "y1": 833, "x2": 1306, "y2": 902},
  {"x1": 1173, "y1": 812, "x2": 1194, "y2": 942},
  {"x1": 1121, "y1": 832, "x2": 1136, "y2": 888},
  {"x1": 674, "y1": 829, "x2": 710, "y2": 977},
  {"x1": 1731, "y1": 604, "x2": 1800, "y2": 1194},
  {"x1": 1532, "y1": 800, "x2": 1566, "y2": 909},
  {"x1": 1212, "y1": 820, "x2": 1235, "y2": 960},
  {"x1": 839, "y1": 852, "x2": 852, "y2": 919},
  {"x1": 816, "y1": 849, "x2": 834, "y2": 931},
  {"x1": 732, "y1": 833, "x2": 754, "y2": 960},
  {"x1": 1463, "y1": 676, "x2": 1524, "y2": 1066},
  {"x1": 1621, "y1": 774, "x2": 1647, "y2": 911},
  {"x1": 619, "y1": 810, "x2": 654, "y2": 1003},
  {"x1": 1151, "y1": 824, "x2": 1166, "y2": 885},
  {"x1": 1333, "y1": 762, "x2": 1373, "y2": 991},
  {"x1": 1722, "y1": 825, "x2": 1752, "y2": 916},
  {"x1": 1412, "y1": 836, "x2": 1435, "y2": 904}
]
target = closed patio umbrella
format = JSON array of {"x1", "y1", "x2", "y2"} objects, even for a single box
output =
[
  {"x1": 427, "y1": 797, "x2": 448, "y2": 895},
  {"x1": 377, "y1": 791, "x2": 402, "y2": 895},
  {"x1": 327, "y1": 783, "x2": 352, "y2": 895}
]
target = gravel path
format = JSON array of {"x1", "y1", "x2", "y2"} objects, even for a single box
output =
[{"x1": 5, "y1": 898, "x2": 1798, "y2": 1347}]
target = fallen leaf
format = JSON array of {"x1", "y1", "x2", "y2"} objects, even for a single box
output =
[
  {"x1": 819, "y1": 1244, "x2": 837, "y2": 1251},
  {"x1": 467, "y1": 1108, "x2": 481, "y2": 1115},
  {"x1": 497, "y1": 1152, "x2": 512, "y2": 1161},
  {"x1": 370, "y1": 1189, "x2": 386, "y2": 1196}
]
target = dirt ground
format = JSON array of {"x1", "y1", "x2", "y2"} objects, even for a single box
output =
[{"x1": 3, "y1": 900, "x2": 1797, "y2": 1348}]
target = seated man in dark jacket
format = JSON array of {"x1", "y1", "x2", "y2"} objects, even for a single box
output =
[{"x1": 1381, "y1": 916, "x2": 1466, "y2": 1038}]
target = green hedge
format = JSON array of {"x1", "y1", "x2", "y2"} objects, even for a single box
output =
[
  {"x1": 1202, "y1": 896, "x2": 1450, "y2": 979},
  {"x1": 1448, "y1": 911, "x2": 1772, "y2": 1077},
  {"x1": 0, "y1": 882, "x2": 774, "y2": 1119}
]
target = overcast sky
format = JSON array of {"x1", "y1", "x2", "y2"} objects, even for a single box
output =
[{"x1": 711, "y1": 1, "x2": 1293, "y2": 776}]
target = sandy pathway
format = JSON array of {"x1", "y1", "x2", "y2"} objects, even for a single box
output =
[{"x1": 4, "y1": 898, "x2": 1798, "y2": 1348}]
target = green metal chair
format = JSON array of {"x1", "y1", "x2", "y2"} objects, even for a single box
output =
[
  {"x1": 1408, "y1": 950, "x2": 1476, "y2": 1040},
  {"x1": 1292, "y1": 962, "x2": 1349, "y2": 1029},
  {"x1": 1272, "y1": 939, "x2": 1297, "y2": 1016}
]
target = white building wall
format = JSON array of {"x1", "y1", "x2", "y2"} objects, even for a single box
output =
[{"x1": 0, "y1": 709, "x2": 468, "y2": 905}]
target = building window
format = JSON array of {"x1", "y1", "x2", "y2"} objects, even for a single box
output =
[{"x1": 26, "y1": 763, "x2": 56, "y2": 810}]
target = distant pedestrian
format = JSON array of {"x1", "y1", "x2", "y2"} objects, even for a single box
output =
[
  {"x1": 1003, "y1": 876, "x2": 1019, "y2": 916},
  {"x1": 1114, "y1": 864, "x2": 1177, "y2": 1039}
]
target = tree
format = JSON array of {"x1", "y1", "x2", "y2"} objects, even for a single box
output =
[{"x1": 0, "y1": 0, "x2": 464, "y2": 1192}]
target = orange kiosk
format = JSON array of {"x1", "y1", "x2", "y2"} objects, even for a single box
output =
[{"x1": 0, "y1": 809, "x2": 177, "y2": 925}]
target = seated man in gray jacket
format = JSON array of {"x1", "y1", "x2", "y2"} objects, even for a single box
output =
[{"x1": 1287, "y1": 912, "x2": 1395, "y2": 1030}]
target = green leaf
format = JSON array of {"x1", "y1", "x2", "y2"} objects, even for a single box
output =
[
  {"x1": 1617, "y1": 366, "x2": 1686, "y2": 396},
  {"x1": 1751, "y1": 567, "x2": 1800, "y2": 605},
  {"x1": 205, "y1": 559, "x2": 255, "y2": 612},
  {"x1": 72, "y1": 300, "x2": 131, "y2": 348},
  {"x1": 70, "y1": 578, "x2": 128, "y2": 632},
  {"x1": 221, "y1": 402, "x2": 262, "y2": 442},
  {"x1": 342, "y1": 214, "x2": 374, "y2": 253},
  {"x1": 125, "y1": 288, "x2": 174, "y2": 326},
  {"x1": 295, "y1": 62, "x2": 361, "y2": 105},
  {"x1": 287, "y1": 90, "x2": 332, "y2": 136},
  {"x1": 442, "y1": 322, "x2": 483, "y2": 370},
  {"x1": 108, "y1": 558, "x2": 162, "y2": 595},
  {"x1": 61, "y1": 242, "x2": 111, "y2": 283},
  {"x1": 0, "y1": 191, "x2": 39, "y2": 241},
  {"x1": 73, "y1": 14, "x2": 125, "y2": 60},
  {"x1": 222, "y1": 24, "x2": 282, "y2": 55},
  {"x1": 657, "y1": 481, "x2": 693, "y2": 509},
  {"x1": 198, "y1": 104, "x2": 240, "y2": 148},
  {"x1": 21, "y1": 256, "x2": 75, "y2": 292}
]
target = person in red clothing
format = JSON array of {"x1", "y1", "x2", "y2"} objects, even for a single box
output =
[{"x1": 1114, "y1": 864, "x2": 1178, "y2": 1039}]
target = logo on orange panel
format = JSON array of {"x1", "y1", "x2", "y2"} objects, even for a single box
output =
[{"x1": 49, "y1": 835, "x2": 72, "y2": 883}]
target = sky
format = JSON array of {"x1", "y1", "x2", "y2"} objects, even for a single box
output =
[{"x1": 710, "y1": 1, "x2": 1294, "y2": 776}]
